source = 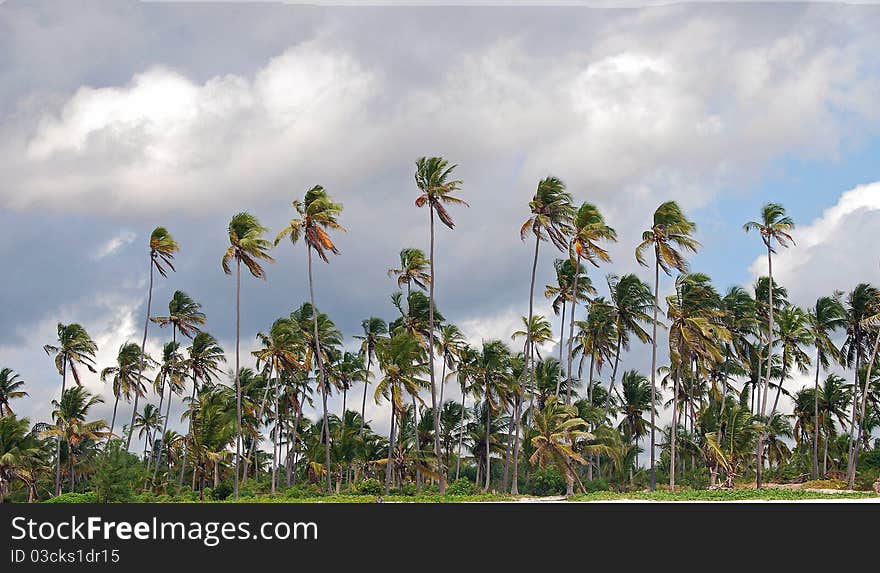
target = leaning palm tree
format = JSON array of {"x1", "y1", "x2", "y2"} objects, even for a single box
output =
[
  {"x1": 355, "y1": 317, "x2": 388, "y2": 435},
  {"x1": 374, "y1": 331, "x2": 429, "y2": 495},
  {"x1": 436, "y1": 323, "x2": 466, "y2": 406},
  {"x1": 43, "y1": 323, "x2": 98, "y2": 496},
  {"x1": 806, "y1": 295, "x2": 845, "y2": 479},
  {"x1": 275, "y1": 185, "x2": 344, "y2": 493},
  {"x1": 414, "y1": 156, "x2": 467, "y2": 494},
  {"x1": 100, "y1": 342, "x2": 150, "y2": 441},
  {"x1": 388, "y1": 248, "x2": 432, "y2": 292},
  {"x1": 0, "y1": 368, "x2": 28, "y2": 416},
  {"x1": 564, "y1": 203, "x2": 616, "y2": 405},
  {"x1": 743, "y1": 202, "x2": 794, "y2": 488},
  {"x1": 42, "y1": 386, "x2": 108, "y2": 493},
  {"x1": 841, "y1": 283, "x2": 880, "y2": 485},
  {"x1": 142, "y1": 290, "x2": 205, "y2": 451},
  {"x1": 635, "y1": 201, "x2": 699, "y2": 490},
  {"x1": 136, "y1": 228, "x2": 178, "y2": 445},
  {"x1": 222, "y1": 211, "x2": 275, "y2": 499},
  {"x1": 529, "y1": 395, "x2": 592, "y2": 496}
]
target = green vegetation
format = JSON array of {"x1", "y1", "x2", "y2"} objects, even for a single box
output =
[
  {"x1": 569, "y1": 489, "x2": 878, "y2": 502},
  {"x1": 1, "y1": 164, "x2": 879, "y2": 504}
]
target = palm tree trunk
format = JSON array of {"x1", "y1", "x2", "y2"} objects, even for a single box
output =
[
  {"x1": 130, "y1": 256, "x2": 155, "y2": 453},
  {"x1": 288, "y1": 401, "x2": 302, "y2": 486},
  {"x1": 231, "y1": 258, "x2": 243, "y2": 499},
  {"x1": 384, "y1": 403, "x2": 396, "y2": 495},
  {"x1": 109, "y1": 395, "x2": 120, "y2": 440},
  {"x1": 272, "y1": 374, "x2": 280, "y2": 495},
  {"x1": 511, "y1": 392, "x2": 522, "y2": 495},
  {"x1": 54, "y1": 361, "x2": 67, "y2": 497},
  {"x1": 757, "y1": 243, "x2": 775, "y2": 489},
  {"x1": 484, "y1": 392, "x2": 491, "y2": 492},
  {"x1": 848, "y1": 328, "x2": 880, "y2": 488},
  {"x1": 527, "y1": 234, "x2": 540, "y2": 415},
  {"x1": 670, "y1": 367, "x2": 679, "y2": 490},
  {"x1": 307, "y1": 246, "x2": 333, "y2": 494},
  {"x1": 456, "y1": 383, "x2": 466, "y2": 480},
  {"x1": 649, "y1": 250, "x2": 660, "y2": 491},
  {"x1": 68, "y1": 438, "x2": 75, "y2": 493},
  {"x1": 565, "y1": 253, "x2": 582, "y2": 405},
  {"x1": 360, "y1": 353, "x2": 372, "y2": 435},
  {"x1": 502, "y1": 400, "x2": 514, "y2": 491},
  {"x1": 811, "y1": 348, "x2": 821, "y2": 480},
  {"x1": 153, "y1": 378, "x2": 173, "y2": 485},
  {"x1": 427, "y1": 208, "x2": 446, "y2": 494}
]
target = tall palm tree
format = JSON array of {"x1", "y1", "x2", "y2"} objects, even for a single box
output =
[
  {"x1": 545, "y1": 258, "x2": 595, "y2": 384},
  {"x1": 770, "y1": 306, "x2": 812, "y2": 416},
  {"x1": 635, "y1": 201, "x2": 699, "y2": 490},
  {"x1": 222, "y1": 211, "x2": 275, "y2": 499},
  {"x1": 355, "y1": 317, "x2": 388, "y2": 435},
  {"x1": 414, "y1": 156, "x2": 467, "y2": 494},
  {"x1": 519, "y1": 176, "x2": 573, "y2": 491},
  {"x1": 470, "y1": 340, "x2": 511, "y2": 491},
  {"x1": 841, "y1": 283, "x2": 880, "y2": 485},
  {"x1": 374, "y1": 331, "x2": 429, "y2": 494},
  {"x1": 0, "y1": 368, "x2": 28, "y2": 416},
  {"x1": 574, "y1": 298, "x2": 618, "y2": 404},
  {"x1": 177, "y1": 332, "x2": 226, "y2": 490},
  {"x1": 276, "y1": 186, "x2": 344, "y2": 493},
  {"x1": 137, "y1": 228, "x2": 178, "y2": 448},
  {"x1": 146, "y1": 290, "x2": 205, "y2": 451},
  {"x1": 150, "y1": 341, "x2": 184, "y2": 482},
  {"x1": 564, "y1": 203, "x2": 616, "y2": 405},
  {"x1": 529, "y1": 395, "x2": 592, "y2": 496},
  {"x1": 388, "y1": 248, "x2": 432, "y2": 292},
  {"x1": 744, "y1": 202, "x2": 794, "y2": 488},
  {"x1": 606, "y1": 274, "x2": 654, "y2": 409},
  {"x1": 664, "y1": 273, "x2": 727, "y2": 488},
  {"x1": 617, "y1": 370, "x2": 652, "y2": 479},
  {"x1": 43, "y1": 323, "x2": 98, "y2": 496},
  {"x1": 133, "y1": 403, "x2": 163, "y2": 460},
  {"x1": 42, "y1": 386, "x2": 108, "y2": 493},
  {"x1": 100, "y1": 342, "x2": 150, "y2": 440},
  {"x1": 436, "y1": 323, "x2": 466, "y2": 407}
]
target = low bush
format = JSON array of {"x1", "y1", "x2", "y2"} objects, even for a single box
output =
[
  {"x1": 43, "y1": 492, "x2": 98, "y2": 504},
  {"x1": 355, "y1": 478, "x2": 382, "y2": 496},
  {"x1": 446, "y1": 478, "x2": 475, "y2": 496}
]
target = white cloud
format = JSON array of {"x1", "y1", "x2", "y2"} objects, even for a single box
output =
[
  {"x1": 748, "y1": 182, "x2": 880, "y2": 306},
  {"x1": 93, "y1": 230, "x2": 137, "y2": 260}
]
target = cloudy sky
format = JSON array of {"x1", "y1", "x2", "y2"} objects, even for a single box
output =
[{"x1": 2, "y1": 1, "x2": 880, "y2": 448}]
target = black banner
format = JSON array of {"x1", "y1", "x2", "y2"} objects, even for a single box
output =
[{"x1": 1, "y1": 502, "x2": 877, "y2": 570}]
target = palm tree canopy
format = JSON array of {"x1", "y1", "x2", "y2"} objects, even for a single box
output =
[
  {"x1": 388, "y1": 247, "x2": 432, "y2": 291},
  {"x1": 222, "y1": 211, "x2": 275, "y2": 277},
  {"x1": 149, "y1": 226, "x2": 179, "y2": 278},
  {"x1": 414, "y1": 156, "x2": 467, "y2": 230},
  {"x1": 635, "y1": 200, "x2": 700, "y2": 275},
  {"x1": 570, "y1": 202, "x2": 617, "y2": 266},
  {"x1": 275, "y1": 185, "x2": 345, "y2": 263},
  {"x1": 743, "y1": 202, "x2": 795, "y2": 252},
  {"x1": 43, "y1": 323, "x2": 98, "y2": 386},
  {"x1": 520, "y1": 176, "x2": 575, "y2": 250},
  {"x1": 151, "y1": 290, "x2": 206, "y2": 338}
]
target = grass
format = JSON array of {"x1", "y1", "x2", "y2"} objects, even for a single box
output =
[
  {"x1": 567, "y1": 489, "x2": 879, "y2": 502},
  {"x1": 223, "y1": 493, "x2": 516, "y2": 503}
]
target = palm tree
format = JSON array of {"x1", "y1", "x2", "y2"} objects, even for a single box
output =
[
  {"x1": 617, "y1": 370, "x2": 652, "y2": 480},
  {"x1": 545, "y1": 258, "x2": 595, "y2": 384},
  {"x1": 744, "y1": 202, "x2": 794, "y2": 488},
  {"x1": 0, "y1": 368, "x2": 28, "y2": 416},
  {"x1": 529, "y1": 395, "x2": 592, "y2": 496},
  {"x1": 150, "y1": 341, "x2": 184, "y2": 483},
  {"x1": 636, "y1": 200, "x2": 699, "y2": 490},
  {"x1": 137, "y1": 228, "x2": 178, "y2": 448},
  {"x1": 0, "y1": 415, "x2": 46, "y2": 503},
  {"x1": 606, "y1": 274, "x2": 654, "y2": 410},
  {"x1": 470, "y1": 340, "x2": 511, "y2": 491},
  {"x1": 355, "y1": 317, "x2": 388, "y2": 435},
  {"x1": 42, "y1": 386, "x2": 108, "y2": 493},
  {"x1": 374, "y1": 331, "x2": 429, "y2": 494},
  {"x1": 43, "y1": 323, "x2": 98, "y2": 496},
  {"x1": 436, "y1": 323, "x2": 466, "y2": 407},
  {"x1": 574, "y1": 298, "x2": 618, "y2": 404},
  {"x1": 664, "y1": 273, "x2": 728, "y2": 489},
  {"x1": 147, "y1": 290, "x2": 206, "y2": 451},
  {"x1": 564, "y1": 203, "x2": 616, "y2": 405},
  {"x1": 388, "y1": 248, "x2": 432, "y2": 292},
  {"x1": 133, "y1": 404, "x2": 163, "y2": 460},
  {"x1": 222, "y1": 211, "x2": 275, "y2": 499},
  {"x1": 414, "y1": 156, "x2": 467, "y2": 494},
  {"x1": 842, "y1": 284, "x2": 880, "y2": 485},
  {"x1": 519, "y1": 175, "x2": 573, "y2": 491},
  {"x1": 100, "y1": 342, "x2": 150, "y2": 440},
  {"x1": 276, "y1": 185, "x2": 344, "y2": 493}
]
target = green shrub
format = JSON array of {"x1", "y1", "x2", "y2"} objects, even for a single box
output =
[
  {"x1": 92, "y1": 441, "x2": 147, "y2": 503},
  {"x1": 44, "y1": 492, "x2": 98, "y2": 504},
  {"x1": 525, "y1": 467, "x2": 566, "y2": 496},
  {"x1": 859, "y1": 449, "x2": 880, "y2": 470},
  {"x1": 212, "y1": 482, "x2": 233, "y2": 500},
  {"x1": 582, "y1": 479, "x2": 610, "y2": 493},
  {"x1": 446, "y1": 478, "x2": 475, "y2": 496},
  {"x1": 355, "y1": 478, "x2": 382, "y2": 496},
  {"x1": 398, "y1": 483, "x2": 417, "y2": 496}
]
